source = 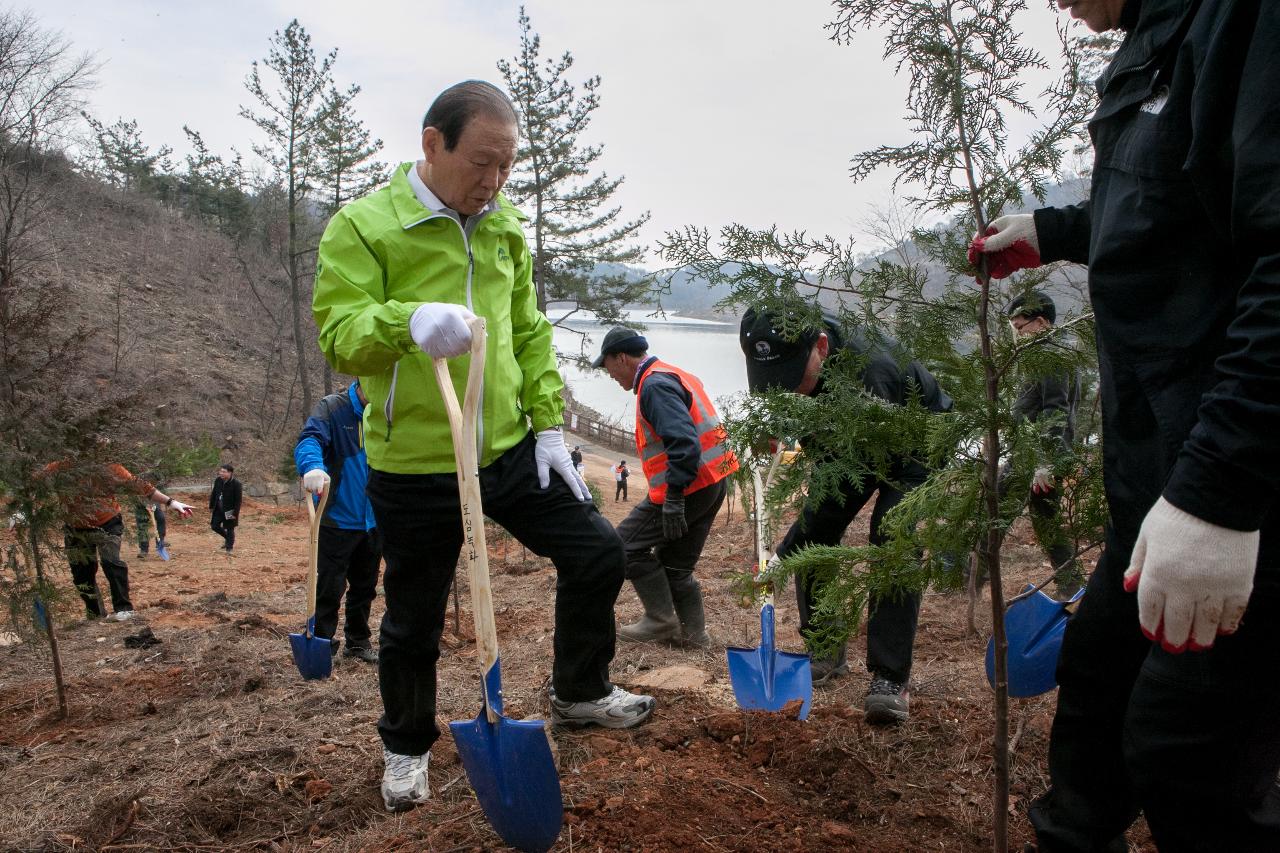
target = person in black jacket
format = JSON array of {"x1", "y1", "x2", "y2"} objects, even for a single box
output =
[
  {"x1": 209, "y1": 463, "x2": 242, "y2": 554},
  {"x1": 970, "y1": 2, "x2": 1280, "y2": 848},
  {"x1": 740, "y1": 308, "x2": 953, "y2": 725},
  {"x1": 970, "y1": 291, "x2": 1084, "y2": 599},
  {"x1": 594, "y1": 327, "x2": 739, "y2": 649}
]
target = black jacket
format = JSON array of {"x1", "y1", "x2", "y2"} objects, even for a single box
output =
[
  {"x1": 1033, "y1": 0, "x2": 1280, "y2": 564},
  {"x1": 209, "y1": 476, "x2": 242, "y2": 519},
  {"x1": 818, "y1": 320, "x2": 953, "y2": 415},
  {"x1": 1012, "y1": 370, "x2": 1078, "y2": 454}
]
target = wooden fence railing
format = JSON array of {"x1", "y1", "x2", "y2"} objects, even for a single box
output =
[{"x1": 564, "y1": 408, "x2": 633, "y2": 453}]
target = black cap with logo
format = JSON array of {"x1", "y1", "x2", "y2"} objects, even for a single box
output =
[
  {"x1": 738, "y1": 307, "x2": 822, "y2": 393},
  {"x1": 591, "y1": 326, "x2": 649, "y2": 368}
]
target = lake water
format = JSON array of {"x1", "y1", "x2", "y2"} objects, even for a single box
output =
[{"x1": 551, "y1": 315, "x2": 748, "y2": 424}]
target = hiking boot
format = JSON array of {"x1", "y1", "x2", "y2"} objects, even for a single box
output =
[
  {"x1": 810, "y1": 647, "x2": 849, "y2": 685},
  {"x1": 668, "y1": 571, "x2": 711, "y2": 649},
  {"x1": 550, "y1": 685, "x2": 655, "y2": 729},
  {"x1": 381, "y1": 747, "x2": 429, "y2": 811},
  {"x1": 343, "y1": 645, "x2": 378, "y2": 664},
  {"x1": 864, "y1": 674, "x2": 910, "y2": 725},
  {"x1": 136, "y1": 551, "x2": 147, "y2": 560},
  {"x1": 617, "y1": 571, "x2": 678, "y2": 643},
  {"x1": 110, "y1": 610, "x2": 135, "y2": 622}
]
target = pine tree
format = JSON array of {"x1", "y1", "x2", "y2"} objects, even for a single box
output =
[
  {"x1": 81, "y1": 114, "x2": 174, "y2": 196},
  {"x1": 660, "y1": 3, "x2": 1104, "y2": 850},
  {"x1": 314, "y1": 82, "x2": 386, "y2": 217},
  {"x1": 497, "y1": 7, "x2": 650, "y2": 326},
  {"x1": 240, "y1": 19, "x2": 334, "y2": 417}
]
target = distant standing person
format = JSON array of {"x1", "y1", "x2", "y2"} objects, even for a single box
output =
[
  {"x1": 132, "y1": 493, "x2": 167, "y2": 560},
  {"x1": 594, "y1": 327, "x2": 739, "y2": 648},
  {"x1": 571, "y1": 445, "x2": 584, "y2": 477},
  {"x1": 49, "y1": 461, "x2": 192, "y2": 620},
  {"x1": 209, "y1": 464, "x2": 242, "y2": 554},
  {"x1": 970, "y1": 291, "x2": 1085, "y2": 599},
  {"x1": 294, "y1": 381, "x2": 382, "y2": 664},
  {"x1": 614, "y1": 460, "x2": 629, "y2": 502}
]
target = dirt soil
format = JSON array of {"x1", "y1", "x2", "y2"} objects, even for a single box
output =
[{"x1": 0, "y1": 443, "x2": 1154, "y2": 852}]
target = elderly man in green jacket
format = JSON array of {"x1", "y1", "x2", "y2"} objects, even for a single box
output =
[{"x1": 313, "y1": 79, "x2": 654, "y2": 813}]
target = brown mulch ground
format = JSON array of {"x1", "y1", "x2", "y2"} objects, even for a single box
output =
[{"x1": 0, "y1": 442, "x2": 1153, "y2": 852}]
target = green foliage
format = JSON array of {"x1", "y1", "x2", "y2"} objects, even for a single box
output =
[
  {"x1": 314, "y1": 82, "x2": 387, "y2": 215},
  {"x1": 659, "y1": 0, "x2": 1104, "y2": 654},
  {"x1": 497, "y1": 7, "x2": 651, "y2": 324},
  {"x1": 81, "y1": 114, "x2": 175, "y2": 197},
  {"x1": 587, "y1": 480, "x2": 604, "y2": 508}
]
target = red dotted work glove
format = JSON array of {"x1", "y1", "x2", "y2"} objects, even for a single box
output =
[
  {"x1": 1123, "y1": 497, "x2": 1259, "y2": 653},
  {"x1": 967, "y1": 214, "x2": 1042, "y2": 280}
]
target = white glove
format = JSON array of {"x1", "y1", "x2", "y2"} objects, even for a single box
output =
[
  {"x1": 764, "y1": 553, "x2": 781, "y2": 574},
  {"x1": 1123, "y1": 497, "x2": 1259, "y2": 652},
  {"x1": 168, "y1": 500, "x2": 193, "y2": 518},
  {"x1": 302, "y1": 469, "x2": 330, "y2": 495},
  {"x1": 534, "y1": 428, "x2": 589, "y2": 501},
  {"x1": 978, "y1": 214, "x2": 1040, "y2": 254},
  {"x1": 7, "y1": 511, "x2": 26, "y2": 529},
  {"x1": 1031, "y1": 467, "x2": 1053, "y2": 495},
  {"x1": 409, "y1": 303, "x2": 476, "y2": 358}
]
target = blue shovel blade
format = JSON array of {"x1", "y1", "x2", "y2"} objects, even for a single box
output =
[
  {"x1": 726, "y1": 605, "x2": 813, "y2": 719},
  {"x1": 155, "y1": 539, "x2": 171, "y2": 561},
  {"x1": 450, "y1": 709, "x2": 563, "y2": 852},
  {"x1": 986, "y1": 585, "x2": 1082, "y2": 698},
  {"x1": 32, "y1": 597, "x2": 48, "y2": 633},
  {"x1": 288, "y1": 616, "x2": 332, "y2": 680}
]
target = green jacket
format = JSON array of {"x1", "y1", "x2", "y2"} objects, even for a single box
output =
[{"x1": 313, "y1": 162, "x2": 564, "y2": 474}]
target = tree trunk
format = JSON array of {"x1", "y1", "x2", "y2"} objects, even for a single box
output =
[{"x1": 27, "y1": 527, "x2": 67, "y2": 719}]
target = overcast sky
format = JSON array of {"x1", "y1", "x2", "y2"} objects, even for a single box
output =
[{"x1": 37, "y1": 0, "x2": 1083, "y2": 260}]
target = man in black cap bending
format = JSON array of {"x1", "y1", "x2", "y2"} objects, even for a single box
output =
[
  {"x1": 593, "y1": 326, "x2": 739, "y2": 648},
  {"x1": 740, "y1": 308, "x2": 952, "y2": 724}
]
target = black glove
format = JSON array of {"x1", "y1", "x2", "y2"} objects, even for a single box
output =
[{"x1": 662, "y1": 491, "x2": 688, "y2": 540}]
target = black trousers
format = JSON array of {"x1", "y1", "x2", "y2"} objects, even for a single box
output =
[
  {"x1": 615, "y1": 479, "x2": 628, "y2": 500},
  {"x1": 1029, "y1": 528, "x2": 1280, "y2": 852},
  {"x1": 974, "y1": 464, "x2": 1082, "y2": 591},
  {"x1": 367, "y1": 433, "x2": 625, "y2": 756},
  {"x1": 65, "y1": 515, "x2": 130, "y2": 616},
  {"x1": 776, "y1": 459, "x2": 928, "y2": 684},
  {"x1": 132, "y1": 504, "x2": 166, "y2": 552},
  {"x1": 314, "y1": 525, "x2": 381, "y2": 650},
  {"x1": 616, "y1": 479, "x2": 726, "y2": 581},
  {"x1": 210, "y1": 513, "x2": 236, "y2": 550}
]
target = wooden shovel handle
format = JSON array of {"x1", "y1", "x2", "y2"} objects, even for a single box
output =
[
  {"x1": 305, "y1": 487, "x2": 330, "y2": 621},
  {"x1": 431, "y1": 317, "x2": 501, "y2": 723}
]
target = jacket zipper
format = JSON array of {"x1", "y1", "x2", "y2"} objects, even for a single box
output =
[{"x1": 383, "y1": 207, "x2": 497, "y2": 464}]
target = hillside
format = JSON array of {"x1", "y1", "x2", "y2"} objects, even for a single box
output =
[{"x1": 33, "y1": 157, "x2": 341, "y2": 483}]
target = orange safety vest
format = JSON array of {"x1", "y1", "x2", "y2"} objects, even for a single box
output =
[{"x1": 634, "y1": 360, "x2": 739, "y2": 503}]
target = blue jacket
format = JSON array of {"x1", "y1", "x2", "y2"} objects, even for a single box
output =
[{"x1": 294, "y1": 384, "x2": 375, "y2": 531}]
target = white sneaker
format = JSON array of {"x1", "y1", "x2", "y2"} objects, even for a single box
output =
[
  {"x1": 550, "y1": 685, "x2": 655, "y2": 729},
  {"x1": 381, "y1": 747, "x2": 429, "y2": 812},
  {"x1": 111, "y1": 610, "x2": 135, "y2": 622}
]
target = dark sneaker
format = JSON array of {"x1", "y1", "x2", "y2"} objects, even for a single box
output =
[
  {"x1": 810, "y1": 654, "x2": 849, "y2": 685},
  {"x1": 550, "y1": 685, "x2": 655, "y2": 729},
  {"x1": 343, "y1": 645, "x2": 378, "y2": 664},
  {"x1": 864, "y1": 674, "x2": 910, "y2": 725},
  {"x1": 381, "y1": 747, "x2": 429, "y2": 811}
]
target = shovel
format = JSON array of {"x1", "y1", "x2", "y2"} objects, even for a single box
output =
[
  {"x1": 289, "y1": 487, "x2": 332, "y2": 680},
  {"x1": 726, "y1": 465, "x2": 813, "y2": 719},
  {"x1": 985, "y1": 584, "x2": 1084, "y2": 697},
  {"x1": 145, "y1": 505, "x2": 170, "y2": 561},
  {"x1": 434, "y1": 317, "x2": 563, "y2": 853}
]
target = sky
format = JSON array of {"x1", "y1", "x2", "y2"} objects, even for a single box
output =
[{"x1": 36, "y1": 0, "x2": 1085, "y2": 260}]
